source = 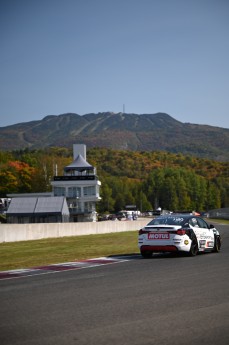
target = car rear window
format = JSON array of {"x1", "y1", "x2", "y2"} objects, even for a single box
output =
[{"x1": 148, "y1": 216, "x2": 185, "y2": 226}]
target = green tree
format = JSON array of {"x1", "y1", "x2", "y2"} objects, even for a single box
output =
[
  {"x1": 160, "y1": 177, "x2": 179, "y2": 211},
  {"x1": 97, "y1": 182, "x2": 115, "y2": 213},
  {"x1": 205, "y1": 182, "x2": 221, "y2": 210},
  {"x1": 138, "y1": 191, "x2": 152, "y2": 212}
]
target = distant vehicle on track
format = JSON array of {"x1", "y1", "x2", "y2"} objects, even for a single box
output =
[{"x1": 138, "y1": 214, "x2": 221, "y2": 258}]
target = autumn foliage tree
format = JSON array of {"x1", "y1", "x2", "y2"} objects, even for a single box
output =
[
  {"x1": 0, "y1": 161, "x2": 35, "y2": 195},
  {"x1": 0, "y1": 147, "x2": 228, "y2": 213}
]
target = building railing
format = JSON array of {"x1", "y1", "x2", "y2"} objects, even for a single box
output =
[{"x1": 53, "y1": 176, "x2": 96, "y2": 181}]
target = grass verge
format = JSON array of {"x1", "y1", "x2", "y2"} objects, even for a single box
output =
[
  {"x1": 0, "y1": 231, "x2": 139, "y2": 271},
  {"x1": 0, "y1": 218, "x2": 228, "y2": 271}
]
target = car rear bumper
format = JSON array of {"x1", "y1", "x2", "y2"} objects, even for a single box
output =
[{"x1": 140, "y1": 245, "x2": 179, "y2": 252}]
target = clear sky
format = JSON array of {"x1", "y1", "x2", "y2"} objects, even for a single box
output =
[{"x1": 1, "y1": 0, "x2": 229, "y2": 128}]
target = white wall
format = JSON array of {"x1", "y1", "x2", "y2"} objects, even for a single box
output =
[{"x1": 0, "y1": 219, "x2": 150, "y2": 243}]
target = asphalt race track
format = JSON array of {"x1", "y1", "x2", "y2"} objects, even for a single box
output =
[{"x1": 0, "y1": 224, "x2": 229, "y2": 345}]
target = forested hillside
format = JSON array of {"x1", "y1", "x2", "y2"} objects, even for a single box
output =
[
  {"x1": 0, "y1": 147, "x2": 228, "y2": 213},
  {"x1": 1, "y1": 112, "x2": 229, "y2": 161}
]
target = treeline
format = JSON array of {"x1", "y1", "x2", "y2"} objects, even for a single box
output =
[{"x1": 0, "y1": 147, "x2": 229, "y2": 213}]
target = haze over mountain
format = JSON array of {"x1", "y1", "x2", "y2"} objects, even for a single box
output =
[{"x1": 0, "y1": 112, "x2": 229, "y2": 161}]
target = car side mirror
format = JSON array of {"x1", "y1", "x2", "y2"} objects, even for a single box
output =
[{"x1": 209, "y1": 224, "x2": 215, "y2": 229}]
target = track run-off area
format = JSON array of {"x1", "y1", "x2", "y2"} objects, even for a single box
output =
[{"x1": 0, "y1": 224, "x2": 229, "y2": 345}]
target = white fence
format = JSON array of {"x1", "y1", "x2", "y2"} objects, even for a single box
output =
[{"x1": 0, "y1": 219, "x2": 150, "y2": 243}]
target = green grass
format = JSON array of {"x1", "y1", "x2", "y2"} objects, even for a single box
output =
[
  {"x1": 0, "y1": 231, "x2": 139, "y2": 271},
  {"x1": 208, "y1": 218, "x2": 229, "y2": 225}
]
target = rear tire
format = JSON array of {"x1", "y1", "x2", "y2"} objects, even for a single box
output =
[
  {"x1": 141, "y1": 250, "x2": 152, "y2": 258},
  {"x1": 189, "y1": 237, "x2": 198, "y2": 256}
]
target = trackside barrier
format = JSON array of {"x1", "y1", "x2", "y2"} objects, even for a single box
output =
[
  {"x1": 209, "y1": 208, "x2": 229, "y2": 220},
  {"x1": 0, "y1": 219, "x2": 150, "y2": 243}
]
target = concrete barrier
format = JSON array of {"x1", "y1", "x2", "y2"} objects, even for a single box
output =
[{"x1": 0, "y1": 218, "x2": 150, "y2": 243}]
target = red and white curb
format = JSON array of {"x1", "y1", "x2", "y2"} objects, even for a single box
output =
[{"x1": 0, "y1": 257, "x2": 130, "y2": 280}]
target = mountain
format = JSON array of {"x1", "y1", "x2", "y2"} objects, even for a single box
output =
[{"x1": 0, "y1": 112, "x2": 229, "y2": 161}]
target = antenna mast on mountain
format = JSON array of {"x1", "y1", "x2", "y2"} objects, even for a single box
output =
[{"x1": 123, "y1": 104, "x2": 125, "y2": 113}]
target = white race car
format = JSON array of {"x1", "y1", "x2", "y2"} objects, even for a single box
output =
[{"x1": 138, "y1": 214, "x2": 221, "y2": 258}]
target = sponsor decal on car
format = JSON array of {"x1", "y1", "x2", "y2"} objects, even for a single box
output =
[
  {"x1": 199, "y1": 235, "x2": 214, "y2": 240},
  {"x1": 148, "y1": 232, "x2": 170, "y2": 240}
]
